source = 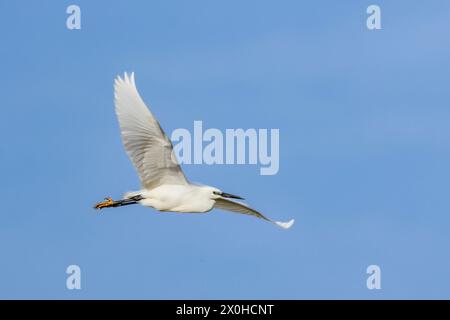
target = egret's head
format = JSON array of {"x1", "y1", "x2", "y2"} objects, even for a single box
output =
[{"x1": 207, "y1": 186, "x2": 244, "y2": 200}]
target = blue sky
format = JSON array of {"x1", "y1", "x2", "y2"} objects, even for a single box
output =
[{"x1": 1, "y1": 0, "x2": 450, "y2": 299}]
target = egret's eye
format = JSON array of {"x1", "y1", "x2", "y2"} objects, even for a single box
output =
[{"x1": 213, "y1": 191, "x2": 220, "y2": 195}]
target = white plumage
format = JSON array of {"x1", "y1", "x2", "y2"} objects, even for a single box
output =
[{"x1": 95, "y1": 72, "x2": 295, "y2": 229}]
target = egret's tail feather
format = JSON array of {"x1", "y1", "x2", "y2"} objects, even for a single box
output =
[{"x1": 274, "y1": 219, "x2": 295, "y2": 229}]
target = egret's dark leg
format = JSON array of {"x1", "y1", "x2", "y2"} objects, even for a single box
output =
[
  {"x1": 94, "y1": 195, "x2": 143, "y2": 210},
  {"x1": 110, "y1": 199, "x2": 138, "y2": 207}
]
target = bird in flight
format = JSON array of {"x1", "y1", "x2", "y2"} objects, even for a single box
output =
[{"x1": 94, "y1": 72, "x2": 294, "y2": 229}]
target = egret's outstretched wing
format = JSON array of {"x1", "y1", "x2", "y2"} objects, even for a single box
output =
[
  {"x1": 114, "y1": 72, "x2": 188, "y2": 189},
  {"x1": 214, "y1": 198, "x2": 295, "y2": 229}
]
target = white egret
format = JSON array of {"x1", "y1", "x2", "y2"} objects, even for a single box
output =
[{"x1": 94, "y1": 72, "x2": 294, "y2": 229}]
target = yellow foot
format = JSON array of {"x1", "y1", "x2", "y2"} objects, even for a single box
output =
[{"x1": 94, "y1": 197, "x2": 115, "y2": 210}]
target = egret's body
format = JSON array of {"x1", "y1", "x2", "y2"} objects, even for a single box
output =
[
  {"x1": 130, "y1": 185, "x2": 216, "y2": 213},
  {"x1": 94, "y1": 72, "x2": 294, "y2": 229}
]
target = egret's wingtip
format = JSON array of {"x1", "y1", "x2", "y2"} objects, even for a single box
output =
[{"x1": 275, "y1": 219, "x2": 295, "y2": 229}]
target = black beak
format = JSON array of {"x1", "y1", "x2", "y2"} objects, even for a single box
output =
[{"x1": 221, "y1": 192, "x2": 244, "y2": 200}]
